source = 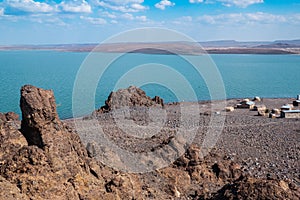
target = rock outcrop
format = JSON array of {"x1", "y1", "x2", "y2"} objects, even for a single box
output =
[
  {"x1": 1, "y1": 85, "x2": 108, "y2": 199},
  {"x1": 20, "y1": 85, "x2": 61, "y2": 147},
  {"x1": 210, "y1": 176, "x2": 300, "y2": 200},
  {"x1": 0, "y1": 85, "x2": 299, "y2": 199},
  {"x1": 0, "y1": 176, "x2": 30, "y2": 200},
  {"x1": 97, "y1": 86, "x2": 164, "y2": 113}
]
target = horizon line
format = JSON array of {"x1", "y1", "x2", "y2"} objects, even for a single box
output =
[{"x1": 1, "y1": 38, "x2": 300, "y2": 46}]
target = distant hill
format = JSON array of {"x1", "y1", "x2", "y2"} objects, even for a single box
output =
[
  {"x1": 256, "y1": 40, "x2": 300, "y2": 48},
  {"x1": 1, "y1": 39, "x2": 300, "y2": 54},
  {"x1": 274, "y1": 39, "x2": 300, "y2": 45},
  {"x1": 199, "y1": 40, "x2": 271, "y2": 47},
  {"x1": 199, "y1": 39, "x2": 300, "y2": 48}
]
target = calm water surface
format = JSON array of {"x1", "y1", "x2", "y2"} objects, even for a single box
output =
[{"x1": 0, "y1": 51, "x2": 299, "y2": 119}]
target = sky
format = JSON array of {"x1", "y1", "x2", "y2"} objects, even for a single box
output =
[{"x1": 0, "y1": 0, "x2": 300, "y2": 44}]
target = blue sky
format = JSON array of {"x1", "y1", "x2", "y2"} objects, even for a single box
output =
[{"x1": 0, "y1": 0, "x2": 299, "y2": 44}]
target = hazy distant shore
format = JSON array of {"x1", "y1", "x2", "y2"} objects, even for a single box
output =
[{"x1": 1, "y1": 40, "x2": 300, "y2": 55}]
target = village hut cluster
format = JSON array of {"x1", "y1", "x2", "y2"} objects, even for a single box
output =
[{"x1": 225, "y1": 95, "x2": 300, "y2": 119}]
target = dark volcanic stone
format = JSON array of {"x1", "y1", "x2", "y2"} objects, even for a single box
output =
[
  {"x1": 5, "y1": 112, "x2": 19, "y2": 121},
  {"x1": 0, "y1": 176, "x2": 29, "y2": 200},
  {"x1": 0, "y1": 85, "x2": 110, "y2": 199},
  {"x1": 0, "y1": 85, "x2": 299, "y2": 199},
  {"x1": 97, "y1": 86, "x2": 164, "y2": 113},
  {"x1": 210, "y1": 176, "x2": 300, "y2": 200},
  {"x1": 20, "y1": 85, "x2": 61, "y2": 148}
]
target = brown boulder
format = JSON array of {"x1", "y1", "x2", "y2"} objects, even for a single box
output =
[
  {"x1": 1, "y1": 85, "x2": 109, "y2": 199},
  {"x1": 20, "y1": 85, "x2": 61, "y2": 148},
  {"x1": 0, "y1": 112, "x2": 19, "y2": 123},
  {"x1": 0, "y1": 112, "x2": 27, "y2": 162},
  {"x1": 5, "y1": 112, "x2": 19, "y2": 121},
  {"x1": 152, "y1": 96, "x2": 164, "y2": 107},
  {"x1": 0, "y1": 176, "x2": 29, "y2": 200},
  {"x1": 159, "y1": 167, "x2": 191, "y2": 197},
  {"x1": 97, "y1": 86, "x2": 164, "y2": 113},
  {"x1": 211, "y1": 176, "x2": 300, "y2": 200},
  {"x1": 1, "y1": 85, "x2": 300, "y2": 199}
]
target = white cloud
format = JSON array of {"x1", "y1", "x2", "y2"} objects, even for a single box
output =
[
  {"x1": 80, "y1": 16, "x2": 107, "y2": 24},
  {"x1": 290, "y1": 14, "x2": 300, "y2": 24},
  {"x1": 245, "y1": 12, "x2": 286, "y2": 23},
  {"x1": 189, "y1": 0, "x2": 264, "y2": 8},
  {"x1": 155, "y1": 0, "x2": 175, "y2": 10},
  {"x1": 102, "y1": 11, "x2": 117, "y2": 19},
  {"x1": 197, "y1": 12, "x2": 287, "y2": 25},
  {"x1": 96, "y1": 0, "x2": 147, "y2": 12},
  {"x1": 0, "y1": 8, "x2": 4, "y2": 16},
  {"x1": 119, "y1": 13, "x2": 148, "y2": 22},
  {"x1": 189, "y1": 0, "x2": 204, "y2": 3},
  {"x1": 198, "y1": 14, "x2": 217, "y2": 24},
  {"x1": 59, "y1": 1, "x2": 92, "y2": 13},
  {"x1": 217, "y1": 0, "x2": 263, "y2": 8},
  {"x1": 29, "y1": 14, "x2": 67, "y2": 26},
  {"x1": 131, "y1": 3, "x2": 147, "y2": 11},
  {"x1": 103, "y1": 0, "x2": 144, "y2": 5},
  {"x1": 182, "y1": 16, "x2": 193, "y2": 22},
  {"x1": 172, "y1": 16, "x2": 193, "y2": 25},
  {"x1": 136, "y1": 15, "x2": 147, "y2": 22},
  {"x1": 110, "y1": 19, "x2": 118, "y2": 24},
  {"x1": 5, "y1": 0, "x2": 54, "y2": 13},
  {"x1": 122, "y1": 13, "x2": 134, "y2": 20}
]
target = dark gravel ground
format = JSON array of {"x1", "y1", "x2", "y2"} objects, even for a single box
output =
[{"x1": 65, "y1": 98, "x2": 300, "y2": 185}]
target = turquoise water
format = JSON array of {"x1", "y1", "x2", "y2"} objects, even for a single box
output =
[{"x1": 0, "y1": 51, "x2": 300, "y2": 119}]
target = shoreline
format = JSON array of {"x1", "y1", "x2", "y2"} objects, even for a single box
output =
[
  {"x1": 1, "y1": 47, "x2": 299, "y2": 55},
  {"x1": 62, "y1": 97, "x2": 296, "y2": 121},
  {"x1": 1, "y1": 42, "x2": 300, "y2": 55}
]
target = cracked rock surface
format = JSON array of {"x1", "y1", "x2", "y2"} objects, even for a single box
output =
[{"x1": 0, "y1": 85, "x2": 299, "y2": 199}]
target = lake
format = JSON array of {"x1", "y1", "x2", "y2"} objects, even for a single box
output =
[{"x1": 0, "y1": 50, "x2": 299, "y2": 119}]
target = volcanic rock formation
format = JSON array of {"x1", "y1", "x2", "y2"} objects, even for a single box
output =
[
  {"x1": 0, "y1": 85, "x2": 299, "y2": 199},
  {"x1": 97, "y1": 86, "x2": 164, "y2": 113}
]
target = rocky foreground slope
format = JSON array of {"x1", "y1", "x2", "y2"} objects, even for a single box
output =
[{"x1": 0, "y1": 85, "x2": 299, "y2": 199}]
